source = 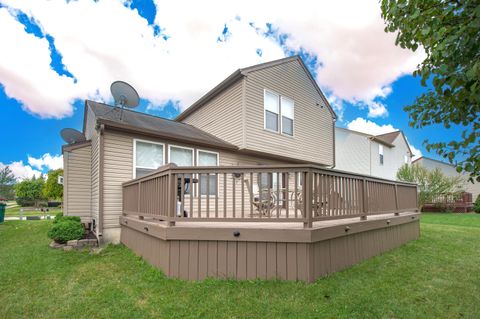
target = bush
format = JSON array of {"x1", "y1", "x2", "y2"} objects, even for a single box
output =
[
  {"x1": 474, "y1": 195, "x2": 480, "y2": 214},
  {"x1": 15, "y1": 197, "x2": 35, "y2": 207},
  {"x1": 53, "y1": 213, "x2": 64, "y2": 223},
  {"x1": 53, "y1": 213, "x2": 81, "y2": 224},
  {"x1": 48, "y1": 220, "x2": 84, "y2": 243}
]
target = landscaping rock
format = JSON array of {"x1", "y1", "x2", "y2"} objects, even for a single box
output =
[
  {"x1": 49, "y1": 241, "x2": 65, "y2": 249},
  {"x1": 63, "y1": 246, "x2": 73, "y2": 251},
  {"x1": 67, "y1": 240, "x2": 78, "y2": 246}
]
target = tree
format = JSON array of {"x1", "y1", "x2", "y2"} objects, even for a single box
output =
[
  {"x1": 397, "y1": 164, "x2": 463, "y2": 207},
  {"x1": 15, "y1": 176, "x2": 46, "y2": 207},
  {"x1": 43, "y1": 169, "x2": 63, "y2": 200},
  {"x1": 381, "y1": 0, "x2": 480, "y2": 181},
  {"x1": 0, "y1": 166, "x2": 16, "y2": 200}
]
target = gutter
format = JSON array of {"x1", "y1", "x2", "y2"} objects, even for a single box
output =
[{"x1": 98, "y1": 123, "x2": 105, "y2": 239}]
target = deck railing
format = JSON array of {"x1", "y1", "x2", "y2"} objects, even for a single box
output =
[{"x1": 122, "y1": 164, "x2": 418, "y2": 227}]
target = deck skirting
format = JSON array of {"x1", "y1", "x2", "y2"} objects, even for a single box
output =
[{"x1": 120, "y1": 213, "x2": 420, "y2": 282}]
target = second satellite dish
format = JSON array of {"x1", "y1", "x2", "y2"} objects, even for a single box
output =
[
  {"x1": 61, "y1": 128, "x2": 86, "y2": 144},
  {"x1": 110, "y1": 81, "x2": 139, "y2": 108}
]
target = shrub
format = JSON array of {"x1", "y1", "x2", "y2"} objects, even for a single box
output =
[
  {"x1": 53, "y1": 213, "x2": 64, "y2": 223},
  {"x1": 15, "y1": 197, "x2": 35, "y2": 207},
  {"x1": 47, "y1": 220, "x2": 84, "y2": 243},
  {"x1": 53, "y1": 213, "x2": 81, "y2": 224},
  {"x1": 474, "y1": 195, "x2": 480, "y2": 214}
]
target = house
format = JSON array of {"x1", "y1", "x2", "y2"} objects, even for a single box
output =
[
  {"x1": 335, "y1": 127, "x2": 413, "y2": 180},
  {"x1": 413, "y1": 156, "x2": 480, "y2": 200},
  {"x1": 62, "y1": 56, "x2": 419, "y2": 282}
]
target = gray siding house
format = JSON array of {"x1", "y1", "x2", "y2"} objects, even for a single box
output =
[{"x1": 335, "y1": 127, "x2": 413, "y2": 180}]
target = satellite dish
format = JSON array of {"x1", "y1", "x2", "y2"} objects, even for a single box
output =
[
  {"x1": 110, "y1": 81, "x2": 139, "y2": 109},
  {"x1": 61, "y1": 128, "x2": 86, "y2": 144}
]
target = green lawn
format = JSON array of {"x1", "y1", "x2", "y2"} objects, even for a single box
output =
[
  {"x1": 0, "y1": 213, "x2": 479, "y2": 319},
  {"x1": 4, "y1": 205, "x2": 61, "y2": 217}
]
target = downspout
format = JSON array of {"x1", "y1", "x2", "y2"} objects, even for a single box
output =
[
  {"x1": 241, "y1": 76, "x2": 247, "y2": 149},
  {"x1": 331, "y1": 119, "x2": 336, "y2": 168},
  {"x1": 98, "y1": 123, "x2": 105, "y2": 239}
]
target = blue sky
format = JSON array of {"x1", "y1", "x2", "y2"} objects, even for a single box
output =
[{"x1": 0, "y1": 0, "x2": 461, "y2": 179}]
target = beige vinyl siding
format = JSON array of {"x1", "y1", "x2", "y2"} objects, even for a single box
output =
[
  {"x1": 335, "y1": 128, "x2": 370, "y2": 175},
  {"x1": 64, "y1": 145, "x2": 92, "y2": 221},
  {"x1": 181, "y1": 79, "x2": 244, "y2": 147},
  {"x1": 103, "y1": 131, "x2": 134, "y2": 229},
  {"x1": 100, "y1": 129, "x2": 295, "y2": 229},
  {"x1": 244, "y1": 59, "x2": 334, "y2": 165},
  {"x1": 91, "y1": 130, "x2": 100, "y2": 225}
]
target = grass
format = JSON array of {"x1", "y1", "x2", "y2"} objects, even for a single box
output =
[
  {"x1": 0, "y1": 213, "x2": 479, "y2": 319},
  {"x1": 4, "y1": 205, "x2": 61, "y2": 217}
]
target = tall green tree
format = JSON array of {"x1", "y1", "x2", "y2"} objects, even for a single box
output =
[
  {"x1": 0, "y1": 166, "x2": 16, "y2": 200},
  {"x1": 15, "y1": 176, "x2": 46, "y2": 207},
  {"x1": 381, "y1": 0, "x2": 480, "y2": 181},
  {"x1": 43, "y1": 169, "x2": 63, "y2": 200}
]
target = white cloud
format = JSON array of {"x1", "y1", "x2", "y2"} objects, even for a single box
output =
[
  {"x1": 346, "y1": 117, "x2": 423, "y2": 160},
  {"x1": 366, "y1": 101, "x2": 389, "y2": 118},
  {"x1": 0, "y1": 161, "x2": 43, "y2": 180},
  {"x1": 28, "y1": 153, "x2": 63, "y2": 171},
  {"x1": 0, "y1": 0, "x2": 424, "y2": 119},
  {"x1": 347, "y1": 117, "x2": 396, "y2": 135}
]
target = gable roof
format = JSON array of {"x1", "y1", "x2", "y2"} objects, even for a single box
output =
[
  {"x1": 175, "y1": 55, "x2": 337, "y2": 121},
  {"x1": 412, "y1": 156, "x2": 455, "y2": 167},
  {"x1": 373, "y1": 131, "x2": 401, "y2": 145},
  {"x1": 86, "y1": 100, "x2": 238, "y2": 151}
]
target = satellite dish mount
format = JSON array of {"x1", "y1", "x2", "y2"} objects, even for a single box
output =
[{"x1": 110, "y1": 81, "x2": 140, "y2": 120}]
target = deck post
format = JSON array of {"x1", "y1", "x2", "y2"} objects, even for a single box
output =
[
  {"x1": 303, "y1": 169, "x2": 313, "y2": 228},
  {"x1": 167, "y1": 172, "x2": 176, "y2": 226},
  {"x1": 394, "y1": 184, "x2": 400, "y2": 216},
  {"x1": 361, "y1": 178, "x2": 368, "y2": 220}
]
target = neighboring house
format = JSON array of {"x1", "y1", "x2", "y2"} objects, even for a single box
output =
[
  {"x1": 63, "y1": 56, "x2": 337, "y2": 243},
  {"x1": 413, "y1": 156, "x2": 480, "y2": 200},
  {"x1": 335, "y1": 127, "x2": 413, "y2": 180}
]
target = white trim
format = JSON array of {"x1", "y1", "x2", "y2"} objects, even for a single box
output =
[
  {"x1": 168, "y1": 144, "x2": 194, "y2": 165},
  {"x1": 264, "y1": 89, "x2": 280, "y2": 133},
  {"x1": 133, "y1": 138, "x2": 165, "y2": 178},
  {"x1": 196, "y1": 149, "x2": 219, "y2": 196}
]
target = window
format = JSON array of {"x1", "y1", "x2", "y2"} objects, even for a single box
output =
[
  {"x1": 264, "y1": 90, "x2": 279, "y2": 132},
  {"x1": 169, "y1": 145, "x2": 194, "y2": 194},
  {"x1": 169, "y1": 145, "x2": 193, "y2": 166},
  {"x1": 281, "y1": 97, "x2": 294, "y2": 135},
  {"x1": 264, "y1": 89, "x2": 294, "y2": 136},
  {"x1": 404, "y1": 155, "x2": 409, "y2": 164},
  {"x1": 379, "y1": 144, "x2": 384, "y2": 165},
  {"x1": 134, "y1": 140, "x2": 164, "y2": 178},
  {"x1": 197, "y1": 150, "x2": 219, "y2": 195}
]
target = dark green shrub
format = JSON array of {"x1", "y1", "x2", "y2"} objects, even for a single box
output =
[
  {"x1": 47, "y1": 220, "x2": 84, "y2": 243},
  {"x1": 53, "y1": 213, "x2": 64, "y2": 223},
  {"x1": 15, "y1": 197, "x2": 35, "y2": 207},
  {"x1": 474, "y1": 195, "x2": 480, "y2": 214}
]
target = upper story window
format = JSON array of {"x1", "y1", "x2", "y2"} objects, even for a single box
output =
[
  {"x1": 404, "y1": 155, "x2": 409, "y2": 164},
  {"x1": 134, "y1": 139, "x2": 164, "y2": 178},
  {"x1": 264, "y1": 90, "x2": 294, "y2": 136},
  {"x1": 379, "y1": 144, "x2": 384, "y2": 165}
]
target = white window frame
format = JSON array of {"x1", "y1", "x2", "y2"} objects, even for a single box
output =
[
  {"x1": 263, "y1": 89, "x2": 294, "y2": 137},
  {"x1": 280, "y1": 96, "x2": 294, "y2": 136},
  {"x1": 196, "y1": 149, "x2": 219, "y2": 197},
  {"x1": 264, "y1": 89, "x2": 280, "y2": 133},
  {"x1": 168, "y1": 144, "x2": 194, "y2": 166},
  {"x1": 133, "y1": 139, "x2": 165, "y2": 178},
  {"x1": 379, "y1": 144, "x2": 384, "y2": 165}
]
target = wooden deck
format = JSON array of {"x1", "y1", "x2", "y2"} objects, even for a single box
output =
[{"x1": 120, "y1": 164, "x2": 420, "y2": 282}]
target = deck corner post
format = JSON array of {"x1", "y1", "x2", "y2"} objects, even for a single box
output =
[
  {"x1": 361, "y1": 177, "x2": 368, "y2": 220},
  {"x1": 394, "y1": 183, "x2": 400, "y2": 216},
  {"x1": 303, "y1": 169, "x2": 313, "y2": 228}
]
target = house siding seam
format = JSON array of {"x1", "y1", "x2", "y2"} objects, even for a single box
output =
[
  {"x1": 64, "y1": 144, "x2": 92, "y2": 222},
  {"x1": 244, "y1": 59, "x2": 334, "y2": 166},
  {"x1": 181, "y1": 79, "x2": 244, "y2": 147}
]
